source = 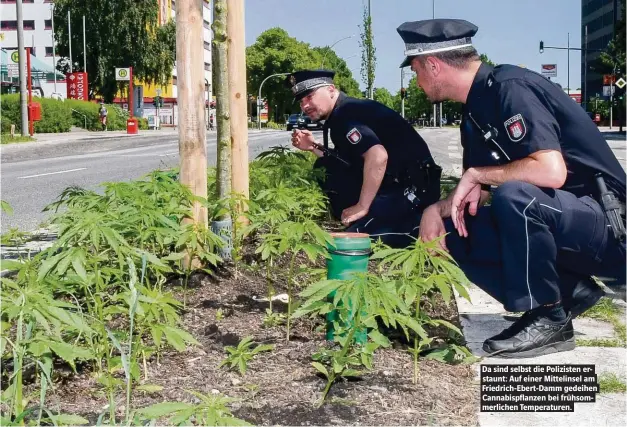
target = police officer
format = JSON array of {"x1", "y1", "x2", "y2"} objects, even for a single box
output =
[
  {"x1": 397, "y1": 19, "x2": 626, "y2": 358},
  {"x1": 286, "y1": 69, "x2": 441, "y2": 247}
]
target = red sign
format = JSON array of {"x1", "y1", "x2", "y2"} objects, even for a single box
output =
[
  {"x1": 603, "y1": 74, "x2": 616, "y2": 85},
  {"x1": 66, "y1": 72, "x2": 88, "y2": 100},
  {"x1": 569, "y1": 93, "x2": 582, "y2": 103}
]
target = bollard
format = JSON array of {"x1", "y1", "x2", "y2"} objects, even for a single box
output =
[{"x1": 325, "y1": 232, "x2": 371, "y2": 344}]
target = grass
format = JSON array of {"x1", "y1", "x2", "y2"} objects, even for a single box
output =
[
  {"x1": 1, "y1": 134, "x2": 35, "y2": 144},
  {"x1": 580, "y1": 297, "x2": 626, "y2": 346},
  {"x1": 598, "y1": 372, "x2": 627, "y2": 393},
  {"x1": 576, "y1": 338, "x2": 624, "y2": 347}
]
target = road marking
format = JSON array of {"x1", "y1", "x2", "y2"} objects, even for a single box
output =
[
  {"x1": 18, "y1": 168, "x2": 87, "y2": 179},
  {"x1": 159, "y1": 151, "x2": 179, "y2": 157}
]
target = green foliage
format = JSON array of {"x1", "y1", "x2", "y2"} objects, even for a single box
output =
[
  {"x1": 1, "y1": 135, "x2": 35, "y2": 144},
  {"x1": 0, "y1": 94, "x2": 72, "y2": 133},
  {"x1": 218, "y1": 337, "x2": 274, "y2": 376},
  {"x1": 359, "y1": 5, "x2": 376, "y2": 98},
  {"x1": 373, "y1": 88, "x2": 395, "y2": 109},
  {"x1": 0, "y1": 95, "x2": 131, "y2": 134},
  {"x1": 52, "y1": 1, "x2": 176, "y2": 102},
  {"x1": 137, "y1": 391, "x2": 251, "y2": 426},
  {"x1": 65, "y1": 99, "x2": 129, "y2": 131},
  {"x1": 246, "y1": 28, "x2": 361, "y2": 119}
]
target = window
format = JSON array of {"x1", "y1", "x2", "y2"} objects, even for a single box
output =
[
  {"x1": 0, "y1": 0, "x2": 34, "y2": 3},
  {"x1": 1, "y1": 21, "x2": 17, "y2": 30},
  {"x1": 45, "y1": 46, "x2": 54, "y2": 56},
  {"x1": 204, "y1": 62, "x2": 211, "y2": 71},
  {"x1": 44, "y1": 19, "x2": 52, "y2": 30},
  {"x1": 203, "y1": 20, "x2": 211, "y2": 30},
  {"x1": 204, "y1": 41, "x2": 211, "y2": 51},
  {"x1": 172, "y1": 76, "x2": 177, "y2": 85},
  {"x1": 24, "y1": 20, "x2": 35, "y2": 30}
]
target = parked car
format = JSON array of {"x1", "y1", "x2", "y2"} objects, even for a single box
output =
[
  {"x1": 286, "y1": 113, "x2": 323, "y2": 131},
  {"x1": 286, "y1": 113, "x2": 304, "y2": 131}
]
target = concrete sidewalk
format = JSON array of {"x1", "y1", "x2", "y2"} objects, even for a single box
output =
[
  {"x1": 31, "y1": 127, "x2": 178, "y2": 143},
  {"x1": 455, "y1": 283, "x2": 627, "y2": 426}
]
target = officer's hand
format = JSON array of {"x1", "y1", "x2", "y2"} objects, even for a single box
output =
[
  {"x1": 341, "y1": 203, "x2": 369, "y2": 226},
  {"x1": 450, "y1": 172, "x2": 482, "y2": 238},
  {"x1": 291, "y1": 129, "x2": 317, "y2": 152},
  {"x1": 419, "y1": 204, "x2": 448, "y2": 252}
]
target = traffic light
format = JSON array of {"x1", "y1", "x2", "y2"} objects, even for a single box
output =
[
  {"x1": 153, "y1": 96, "x2": 163, "y2": 108},
  {"x1": 400, "y1": 88, "x2": 407, "y2": 99},
  {"x1": 539, "y1": 41, "x2": 544, "y2": 54}
]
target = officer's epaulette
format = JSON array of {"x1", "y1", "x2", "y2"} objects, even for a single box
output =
[{"x1": 490, "y1": 64, "x2": 535, "y2": 86}]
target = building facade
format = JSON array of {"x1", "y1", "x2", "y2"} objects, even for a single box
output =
[
  {"x1": 581, "y1": 0, "x2": 623, "y2": 104},
  {"x1": 0, "y1": 0, "x2": 66, "y2": 98},
  {"x1": 1, "y1": 0, "x2": 213, "y2": 128},
  {"x1": 132, "y1": 0, "x2": 213, "y2": 127}
]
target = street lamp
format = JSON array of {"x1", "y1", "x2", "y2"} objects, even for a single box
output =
[
  {"x1": 320, "y1": 35, "x2": 356, "y2": 69},
  {"x1": 257, "y1": 72, "x2": 290, "y2": 130}
]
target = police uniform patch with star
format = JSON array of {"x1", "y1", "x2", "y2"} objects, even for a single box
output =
[
  {"x1": 504, "y1": 114, "x2": 527, "y2": 142},
  {"x1": 346, "y1": 128, "x2": 362, "y2": 144}
]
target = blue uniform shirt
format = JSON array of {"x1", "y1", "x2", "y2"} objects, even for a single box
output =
[
  {"x1": 323, "y1": 92, "x2": 433, "y2": 189},
  {"x1": 462, "y1": 63, "x2": 626, "y2": 201}
]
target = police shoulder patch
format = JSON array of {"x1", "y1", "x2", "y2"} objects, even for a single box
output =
[
  {"x1": 346, "y1": 127, "x2": 362, "y2": 144},
  {"x1": 504, "y1": 113, "x2": 527, "y2": 142}
]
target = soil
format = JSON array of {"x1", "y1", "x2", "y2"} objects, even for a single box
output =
[{"x1": 34, "y1": 247, "x2": 479, "y2": 426}]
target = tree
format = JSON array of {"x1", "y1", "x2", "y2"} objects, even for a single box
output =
[
  {"x1": 359, "y1": 3, "x2": 376, "y2": 99},
  {"x1": 373, "y1": 87, "x2": 394, "y2": 109},
  {"x1": 480, "y1": 53, "x2": 497, "y2": 67},
  {"x1": 246, "y1": 28, "x2": 360, "y2": 121},
  {"x1": 53, "y1": 0, "x2": 176, "y2": 102},
  {"x1": 312, "y1": 47, "x2": 361, "y2": 98}
]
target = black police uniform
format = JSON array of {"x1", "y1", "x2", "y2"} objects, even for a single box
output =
[
  {"x1": 397, "y1": 18, "x2": 626, "y2": 358},
  {"x1": 287, "y1": 70, "x2": 441, "y2": 247}
]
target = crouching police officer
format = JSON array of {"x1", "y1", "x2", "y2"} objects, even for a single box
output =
[
  {"x1": 286, "y1": 70, "x2": 441, "y2": 247},
  {"x1": 397, "y1": 19, "x2": 626, "y2": 358}
]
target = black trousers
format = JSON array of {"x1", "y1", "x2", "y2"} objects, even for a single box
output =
[
  {"x1": 314, "y1": 156, "x2": 421, "y2": 248},
  {"x1": 445, "y1": 181, "x2": 626, "y2": 312}
]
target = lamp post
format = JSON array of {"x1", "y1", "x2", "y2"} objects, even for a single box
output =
[
  {"x1": 320, "y1": 35, "x2": 355, "y2": 68},
  {"x1": 257, "y1": 72, "x2": 290, "y2": 130}
]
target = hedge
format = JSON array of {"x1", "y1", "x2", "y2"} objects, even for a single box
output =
[{"x1": 1, "y1": 95, "x2": 148, "y2": 133}]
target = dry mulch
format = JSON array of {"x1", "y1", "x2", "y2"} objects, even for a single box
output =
[{"x1": 35, "y1": 250, "x2": 479, "y2": 426}]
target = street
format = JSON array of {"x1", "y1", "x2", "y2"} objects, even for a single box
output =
[
  {"x1": 1, "y1": 127, "x2": 624, "y2": 233},
  {"x1": 0, "y1": 130, "x2": 293, "y2": 232}
]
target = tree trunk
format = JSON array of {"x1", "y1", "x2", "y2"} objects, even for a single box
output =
[
  {"x1": 227, "y1": 0, "x2": 250, "y2": 222},
  {"x1": 213, "y1": 0, "x2": 232, "y2": 204},
  {"x1": 176, "y1": 0, "x2": 208, "y2": 267}
]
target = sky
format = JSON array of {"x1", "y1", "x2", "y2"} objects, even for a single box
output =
[{"x1": 244, "y1": 0, "x2": 583, "y2": 93}]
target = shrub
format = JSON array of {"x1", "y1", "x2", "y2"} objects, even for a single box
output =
[{"x1": 1, "y1": 94, "x2": 72, "y2": 133}]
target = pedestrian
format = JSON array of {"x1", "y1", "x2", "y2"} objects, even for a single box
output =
[
  {"x1": 286, "y1": 69, "x2": 442, "y2": 247},
  {"x1": 98, "y1": 102, "x2": 108, "y2": 131},
  {"x1": 209, "y1": 112, "x2": 215, "y2": 131},
  {"x1": 397, "y1": 18, "x2": 626, "y2": 358}
]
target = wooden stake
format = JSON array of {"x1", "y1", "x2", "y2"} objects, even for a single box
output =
[
  {"x1": 227, "y1": 0, "x2": 249, "y2": 218},
  {"x1": 213, "y1": 0, "x2": 231, "y2": 204},
  {"x1": 176, "y1": 0, "x2": 208, "y2": 266}
]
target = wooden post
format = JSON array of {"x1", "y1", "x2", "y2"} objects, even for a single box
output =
[
  {"x1": 227, "y1": 0, "x2": 249, "y2": 216},
  {"x1": 176, "y1": 0, "x2": 208, "y2": 261}
]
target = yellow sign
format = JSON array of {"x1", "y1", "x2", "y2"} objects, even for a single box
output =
[
  {"x1": 10, "y1": 50, "x2": 19, "y2": 63},
  {"x1": 0, "y1": 33, "x2": 5, "y2": 41}
]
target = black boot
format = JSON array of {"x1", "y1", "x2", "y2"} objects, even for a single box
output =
[{"x1": 483, "y1": 305, "x2": 575, "y2": 358}]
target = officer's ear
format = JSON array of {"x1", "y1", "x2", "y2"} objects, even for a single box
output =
[{"x1": 424, "y1": 56, "x2": 441, "y2": 77}]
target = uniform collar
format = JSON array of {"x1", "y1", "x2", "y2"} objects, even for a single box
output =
[
  {"x1": 466, "y1": 62, "x2": 495, "y2": 108},
  {"x1": 324, "y1": 91, "x2": 347, "y2": 125}
]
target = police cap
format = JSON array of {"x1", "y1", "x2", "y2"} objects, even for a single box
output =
[
  {"x1": 285, "y1": 70, "x2": 336, "y2": 101},
  {"x1": 397, "y1": 19, "x2": 478, "y2": 68}
]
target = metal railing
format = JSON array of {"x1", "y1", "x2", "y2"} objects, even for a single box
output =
[{"x1": 71, "y1": 109, "x2": 87, "y2": 129}]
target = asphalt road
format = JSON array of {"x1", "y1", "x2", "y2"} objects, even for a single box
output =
[
  {"x1": 1, "y1": 130, "x2": 295, "y2": 232},
  {"x1": 1, "y1": 127, "x2": 624, "y2": 233}
]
